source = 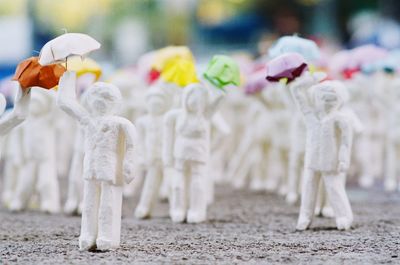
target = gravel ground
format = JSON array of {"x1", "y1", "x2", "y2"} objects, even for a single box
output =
[{"x1": 1, "y1": 185, "x2": 400, "y2": 264}]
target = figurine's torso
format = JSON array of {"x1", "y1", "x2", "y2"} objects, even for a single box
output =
[
  {"x1": 83, "y1": 116, "x2": 128, "y2": 185},
  {"x1": 173, "y1": 111, "x2": 210, "y2": 163}
]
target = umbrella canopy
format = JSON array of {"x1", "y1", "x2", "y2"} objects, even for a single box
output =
[
  {"x1": 269, "y1": 35, "x2": 320, "y2": 62},
  {"x1": 160, "y1": 57, "x2": 199, "y2": 87},
  {"x1": 245, "y1": 67, "x2": 270, "y2": 95},
  {"x1": 153, "y1": 46, "x2": 194, "y2": 72},
  {"x1": 39, "y1": 33, "x2": 101, "y2": 65},
  {"x1": 62, "y1": 56, "x2": 102, "y2": 80},
  {"x1": 266, "y1": 53, "x2": 308, "y2": 83},
  {"x1": 13, "y1": 57, "x2": 66, "y2": 90},
  {"x1": 346, "y1": 44, "x2": 388, "y2": 70},
  {"x1": 203, "y1": 55, "x2": 240, "y2": 90}
]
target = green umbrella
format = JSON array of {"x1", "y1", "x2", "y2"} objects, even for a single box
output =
[{"x1": 203, "y1": 55, "x2": 240, "y2": 90}]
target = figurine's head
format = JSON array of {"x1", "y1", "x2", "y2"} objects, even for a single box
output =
[
  {"x1": 30, "y1": 89, "x2": 54, "y2": 116},
  {"x1": 182, "y1": 83, "x2": 207, "y2": 114},
  {"x1": 312, "y1": 80, "x2": 348, "y2": 113},
  {"x1": 145, "y1": 85, "x2": 170, "y2": 115},
  {"x1": 86, "y1": 82, "x2": 122, "y2": 116}
]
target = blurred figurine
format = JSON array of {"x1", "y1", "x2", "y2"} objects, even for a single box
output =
[
  {"x1": 289, "y1": 73, "x2": 354, "y2": 231},
  {"x1": 0, "y1": 85, "x2": 31, "y2": 206},
  {"x1": 10, "y1": 89, "x2": 60, "y2": 213},
  {"x1": 57, "y1": 72, "x2": 138, "y2": 251},
  {"x1": 163, "y1": 83, "x2": 224, "y2": 223},
  {"x1": 135, "y1": 85, "x2": 172, "y2": 219}
]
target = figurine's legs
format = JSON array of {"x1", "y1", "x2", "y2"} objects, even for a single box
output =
[
  {"x1": 296, "y1": 168, "x2": 319, "y2": 230},
  {"x1": 135, "y1": 163, "x2": 163, "y2": 219},
  {"x1": 314, "y1": 180, "x2": 324, "y2": 216},
  {"x1": 64, "y1": 152, "x2": 84, "y2": 214},
  {"x1": 80, "y1": 180, "x2": 100, "y2": 251},
  {"x1": 169, "y1": 161, "x2": 188, "y2": 223},
  {"x1": 249, "y1": 144, "x2": 264, "y2": 191},
  {"x1": 265, "y1": 146, "x2": 282, "y2": 192},
  {"x1": 187, "y1": 162, "x2": 208, "y2": 223},
  {"x1": 205, "y1": 164, "x2": 215, "y2": 205},
  {"x1": 9, "y1": 161, "x2": 36, "y2": 211},
  {"x1": 384, "y1": 141, "x2": 398, "y2": 191},
  {"x1": 37, "y1": 160, "x2": 61, "y2": 213},
  {"x1": 2, "y1": 162, "x2": 18, "y2": 206},
  {"x1": 278, "y1": 149, "x2": 289, "y2": 196},
  {"x1": 286, "y1": 150, "x2": 303, "y2": 204},
  {"x1": 97, "y1": 182, "x2": 123, "y2": 250},
  {"x1": 231, "y1": 154, "x2": 253, "y2": 189},
  {"x1": 158, "y1": 172, "x2": 170, "y2": 201},
  {"x1": 357, "y1": 135, "x2": 375, "y2": 188},
  {"x1": 322, "y1": 172, "x2": 353, "y2": 230}
]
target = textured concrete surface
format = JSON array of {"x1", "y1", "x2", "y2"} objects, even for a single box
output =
[{"x1": 1, "y1": 185, "x2": 400, "y2": 264}]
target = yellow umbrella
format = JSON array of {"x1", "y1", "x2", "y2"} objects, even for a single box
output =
[
  {"x1": 62, "y1": 56, "x2": 102, "y2": 81},
  {"x1": 153, "y1": 46, "x2": 194, "y2": 72},
  {"x1": 160, "y1": 57, "x2": 198, "y2": 87}
]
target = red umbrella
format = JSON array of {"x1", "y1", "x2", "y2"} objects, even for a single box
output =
[{"x1": 13, "y1": 57, "x2": 66, "y2": 90}]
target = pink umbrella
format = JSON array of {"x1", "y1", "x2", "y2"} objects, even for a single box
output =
[
  {"x1": 346, "y1": 44, "x2": 388, "y2": 70},
  {"x1": 245, "y1": 67, "x2": 270, "y2": 94},
  {"x1": 266, "y1": 52, "x2": 308, "y2": 83}
]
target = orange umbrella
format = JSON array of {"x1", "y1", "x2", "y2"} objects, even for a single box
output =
[{"x1": 12, "y1": 57, "x2": 66, "y2": 90}]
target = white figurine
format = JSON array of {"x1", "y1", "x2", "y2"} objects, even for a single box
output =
[
  {"x1": 163, "y1": 83, "x2": 224, "y2": 223},
  {"x1": 289, "y1": 73, "x2": 354, "y2": 231},
  {"x1": 9, "y1": 89, "x2": 60, "y2": 213},
  {"x1": 64, "y1": 75, "x2": 97, "y2": 215},
  {"x1": 135, "y1": 85, "x2": 172, "y2": 219},
  {"x1": 57, "y1": 71, "x2": 138, "y2": 251}
]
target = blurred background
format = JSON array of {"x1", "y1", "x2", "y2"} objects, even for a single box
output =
[{"x1": 1, "y1": 0, "x2": 400, "y2": 79}]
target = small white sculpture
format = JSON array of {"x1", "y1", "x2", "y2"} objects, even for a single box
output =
[
  {"x1": 289, "y1": 73, "x2": 354, "y2": 231},
  {"x1": 64, "y1": 74, "x2": 97, "y2": 215},
  {"x1": 9, "y1": 89, "x2": 60, "y2": 213},
  {"x1": 57, "y1": 71, "x2": 138, "y2": 251},
  {"x1": 163, "y1": 83, "x2": 224, "y2": 223},
  {"x1": 135, "y1": 85, "x2": 172, "y2": 219}
]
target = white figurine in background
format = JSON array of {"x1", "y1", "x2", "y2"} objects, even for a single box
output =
[
  {"x1": 349, "y1": 74, "x2": 385, "y2": 188},
  {"x1": 9, "y1": 89, "x2": 60, "y2": 213},
  {"x1": 135, "y1": 85, "x2": 172, "y2": 219},
  {"x1": 289, "y1": 73, "x2": 354, "y2": 231},
  {"x1": 380, "y1": 77, "x2": 400, "y2": 191},
  {"x1": 1, "y1": 85, "x2": 34, "y2": 207},
  {"x1": 1, "y1": 123, "x2": 24, "y2": 207},
  {"x1": 163, "y1": 83, "x2": 224, "y2": 223},
  {"x1": 57, "y1": 71, "x2": 138, "y2": 251}
]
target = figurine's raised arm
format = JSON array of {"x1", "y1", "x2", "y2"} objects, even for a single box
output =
[
  {"x1": 205, "y1": 86, "x2": 225, "y2": 119},
  {"x1": 288, "y1": 73, "x2": 315, "y2": 115},
  {"x1": 119, "y1": 119, "x2": 139, "y2": 184},
  {"x1": 56, "y1": 71, "x2": 89, "y2": 124},
  {"x1": 0, "y1": 85, "x2": 31, "y2": 136}
]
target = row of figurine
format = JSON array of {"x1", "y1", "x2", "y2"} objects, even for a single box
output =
[{"x1": 0, "y1": 33, "x2": 396, "y2": 251}]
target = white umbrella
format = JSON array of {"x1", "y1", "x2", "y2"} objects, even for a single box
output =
[{"x1": 39, "y1": 33, "x2": 101, "y2": 66}]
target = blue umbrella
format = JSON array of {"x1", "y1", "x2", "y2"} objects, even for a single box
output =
[{"x1": 269, "y1": 35, "x2": 320, "y2": 62}]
